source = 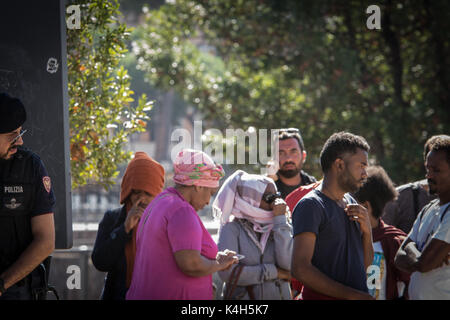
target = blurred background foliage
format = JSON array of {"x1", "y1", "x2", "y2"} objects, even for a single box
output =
[
  {"x1": 67, "y1": 0, "x2": 449, "y2": 187},
  {"x1": 130, "y1": 0, "x2": 449, "y2": 183},
  {"x1": 67, "y1": 0, "x2": 152, "y2": 189}
]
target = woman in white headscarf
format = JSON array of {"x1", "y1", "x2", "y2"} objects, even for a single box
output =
[{"x1": 213, "y1": 170, "x2": 293, "y2": 300}]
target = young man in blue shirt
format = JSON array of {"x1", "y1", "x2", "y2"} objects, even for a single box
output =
[{"x1": 291, "y1": 131, "x2": 374, "y2": 300}]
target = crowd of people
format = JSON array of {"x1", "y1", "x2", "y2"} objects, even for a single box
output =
[
  {"x1": 91, "y1": 127, "x2": 450, "y2": 300},
  {"x1": 1, "y1": 93, "x2": 448, "y2": 300}
]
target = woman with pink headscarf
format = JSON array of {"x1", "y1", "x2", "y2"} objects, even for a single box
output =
[
  {"x1": 214, "y1": 170, "x2": 293, "y2": 300},
  {"x1": 126, "y1": 149, "x2": 237, "y2": 300}
]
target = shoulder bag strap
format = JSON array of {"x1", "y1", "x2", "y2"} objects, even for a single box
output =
[
  {"x1": 224, "y1": 264, "x2": 245, "y2": 300},
  {"x1": 411, "y1": 183, "x2": 421, "y2": 219},
  {"x1": 418, "y1": 199, "x2": 440, "y2": 225},
  {"x1": 246, "y1": 284, "x2": 256, "y2": 300},
  {"x1": 224, "y1": 264, "x2": 257, "y2": 300},
  {"x1": 441, "y1": 203, "x2": 450, "y2": 222}
]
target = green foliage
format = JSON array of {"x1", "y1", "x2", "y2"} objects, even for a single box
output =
[
  {"x1": 67, "y1": 0, "x2": 152, "y2": 189},
  {"x1": 133, "y1": 0, "x2": 449, "y2": 183}
]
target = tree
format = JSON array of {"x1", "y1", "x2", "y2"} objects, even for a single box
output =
[
  {"x1": 133, "y1": 0, "x2": 449, "y2": 183},
  {"x1": 67, "y1": 0, "x2": 152, "y2": 189}
]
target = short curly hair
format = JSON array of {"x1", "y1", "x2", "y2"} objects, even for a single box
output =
[
  {"x1": 429, "y1": 136, "x2": 450, "y2": 165},
  {"x1": 353, "y1": 166, "x2": 398, "y2": 219},
  {"x1": 424, "y1": 135, "x2": 450, "y2": 161},
  {"x1": 320, "y1": 131, "x2": 370, "y2": 173}
]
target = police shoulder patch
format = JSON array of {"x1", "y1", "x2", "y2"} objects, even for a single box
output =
[{"x1": 43, "y1": 176, "x2": 51, "y2": 193}]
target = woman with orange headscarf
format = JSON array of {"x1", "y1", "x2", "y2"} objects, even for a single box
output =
[{"x1": 92, "y1": 152, "x2": 165, "y2": 300}]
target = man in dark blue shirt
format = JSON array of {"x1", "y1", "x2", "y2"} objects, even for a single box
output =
[
  {"x1": 0, "y1": 93, "x2": 55, "y2": 300},
  {"x1": 291, "y1": 131, "x2": 374, "y2": 300}
]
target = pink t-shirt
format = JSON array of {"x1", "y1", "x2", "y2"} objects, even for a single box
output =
[{"x1": 126, "y1": 187, "x2": 218, "y2": 300}]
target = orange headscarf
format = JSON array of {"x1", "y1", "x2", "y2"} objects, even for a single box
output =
[{"x1": 121, "y1": 152, "x2": 165, "y2": 288}]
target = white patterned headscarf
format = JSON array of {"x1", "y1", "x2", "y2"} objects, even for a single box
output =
[{"x1": 212, "y1": 170, "x2": 277, "y2": 252}]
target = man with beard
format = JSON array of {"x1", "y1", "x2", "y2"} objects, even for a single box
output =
[
  {"x1": 291, "y1": 132, "x2": 374, "y2": 300},
  {"x1": 275, "y1": 129, "x2": 316, "y2": 199},
  {"x1": 0, "y1": 93, "x2": 55, "y2": 300},
  {"x1": 395, "y1": 136, "x2": 450, "y2": 299}
]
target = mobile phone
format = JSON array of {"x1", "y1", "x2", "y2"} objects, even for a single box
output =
[
  {"x1": 234, "y1": 254, "x2": 245, "y2": 260},
  {"x1": 345, "y1": 203, "x2": 359, "y2": 219}
]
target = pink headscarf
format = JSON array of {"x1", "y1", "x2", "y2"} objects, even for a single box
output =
[{"x1": 173, "y1": 149, "x2": 225, "y2": 188}]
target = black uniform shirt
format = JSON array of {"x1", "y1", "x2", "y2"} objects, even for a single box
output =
[
  {"x1": 0, "y1": 148, "x2": 55, "y2": 271},
  {"x1": 1, "y1": 149, "x2": 55, "y2": 216},
  {"x1": 30, "y1": 154, "x2": 56, "y2": 216}
]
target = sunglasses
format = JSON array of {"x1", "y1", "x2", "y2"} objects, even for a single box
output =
[
  {"x1": 278, "y1": 128, "x2": 299, "y2": 134},
  {"x1": 262, "y1": 191, "x2": 282, "y2": 204},
  {"x1": 10, "y1": 129, "x2": 27, "y2": 145}
]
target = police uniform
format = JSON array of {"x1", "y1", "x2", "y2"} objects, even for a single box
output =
[
  {"x1": 0, "y1": 93, "x2": 55, "y2": 300},
  {"x1": 0, "y1": 147, "x2": 55, "y2": 299}
]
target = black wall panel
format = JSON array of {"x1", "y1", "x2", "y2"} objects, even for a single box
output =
[{"x1": 0, "y1": 0, "x2": 72, "y2": 248}]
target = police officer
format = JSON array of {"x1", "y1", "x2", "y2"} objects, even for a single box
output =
[{"x1": 0, "y1": 93, "x2": 55, "y2": 300}]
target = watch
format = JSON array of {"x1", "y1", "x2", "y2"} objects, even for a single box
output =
[{"x1": 0, "y1": 278, "x2": 6, "y2": 294}]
